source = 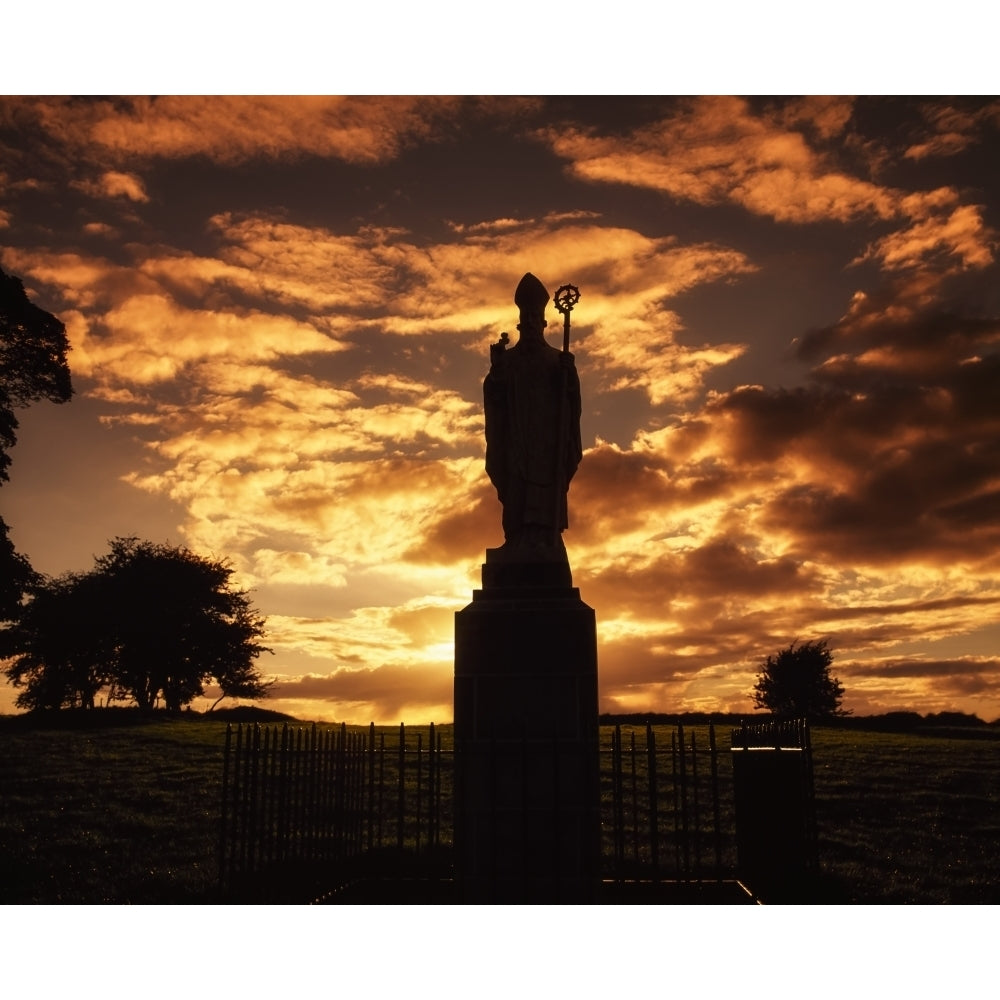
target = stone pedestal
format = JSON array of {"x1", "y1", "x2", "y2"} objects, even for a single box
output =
[{"x1": 454, "y1": 550, "x2": 600, "y2": 902}]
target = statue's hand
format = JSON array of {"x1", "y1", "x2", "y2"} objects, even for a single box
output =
[{"x1": 490, "y1": 331, "x2": 509, "y2": 366}]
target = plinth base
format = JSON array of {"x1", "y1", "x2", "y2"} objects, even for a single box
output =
[
  {"x1": 482, "y1": 543, "x2": 573, "y2": 589},
  {"x1": 454, "y1": 579, "x2": 599, "y2": 903}
]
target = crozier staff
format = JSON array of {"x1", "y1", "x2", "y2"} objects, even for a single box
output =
[{"x1": 484, "y1": 273, "x2": 582, "y2": 554}]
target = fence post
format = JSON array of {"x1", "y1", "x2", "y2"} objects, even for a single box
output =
[
  {"x1": 261, "y1": 726, "x2": 273, "y2": 869},
  {"x1": 348, "y1": 729, "x2": 361, "y2": 860},
  {"x1": 277, "y1": 723, "x2": 289, "y2": 865},
  {"x1": 378, "y1": 730, "x2": 385, "y2": 849},
  {"x1": 334, "y1": 724, "x2": 346, "y2": 862},
  {"x1": 677, "y1": 723, "x2": 690, "y2": 875},
  {"x1": 670, "y1": 729, "x2": 680, "y2": 874},
  {"x1": 730, "y1": 718, "x2": 817, "y2": 901},
  {"x1": 629, "y1": 731, "x2": 639, "y2": 864},
  {"x1": 306, "y1": 723, "x2": 317, "y2": 863},
  {"x1": 690, "y1": 728, "x2": 701, "y2": 875},
  {"x1": 367, "y1": 723, "x2": 376, "y2": 852},
  {"x1": 219, "y1": 724, "x2": 233, "y2": 897},
  {"x1": 397, "y1": 723, "x2": 406, "y2": 852},
  {"x1": 430, "y1": 722, "x2": 439, "y2": 851},
  {"x1": 612, "y1": 725, "x2": 624, "y2": 876},
  {"x1": 243, "y1": 725, "x2": 257, "y2": 876},
  {"x1": 646, "y1": 723, "x2": 659, "y2": 875},
  {"x1": 709, "y1": 722, "x2": 722, "y2": 878},
  {"x1": 416, "y1": 731, "x2": 424, "y2": 856}
]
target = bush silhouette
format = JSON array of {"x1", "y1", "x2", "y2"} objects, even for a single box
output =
[{"x1": 752, "y1": 639, "x2": 848, "y2": 720}]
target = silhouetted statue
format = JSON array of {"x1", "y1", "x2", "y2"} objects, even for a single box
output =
[{"x1": 484, "y1": 273, "x2": 582, "y2": 563}]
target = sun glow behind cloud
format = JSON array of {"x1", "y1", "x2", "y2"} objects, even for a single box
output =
[{"x1": 3, "y1": 96, "x2": 1000, "y2": 722}]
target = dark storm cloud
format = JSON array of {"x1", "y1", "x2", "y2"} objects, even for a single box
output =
[
  {"x1": 827, "y1": 595, "x2": 1000, "y2": 623},
  {"x1": 568, "y1": 438, "x2": 751, "y2": 548},
  {"x1": 405, "y1": 483, "x2": 497, "y2": 565},
  {"x1": 761, "y1": 440, "x2": 1000, "y2": 566},
  {"x1": 578, "y1": 537, "x2": 813, "y2": 620},
  {"x1": 795, "y1": 276, "x2": 1000, "y2": 378},
  {"x1": 705, "y1": 384, "x2": 846, "y2": 466},
  {"x1": 693, "y1": 237, "x2": 1000, "y2": 565},
  {"x1": 840, "y1": 655, "x2": 1000, "y2": 716},
  {"x1": 848, "y1": 656, "x2": 1000, "y2": 680},
  {"x1": 569, "y1": 441, "x2": 677, "y2": 538}
]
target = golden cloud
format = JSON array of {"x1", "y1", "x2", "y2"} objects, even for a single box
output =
[
  {"x1": 8, "y1": 96, "x2": 467, "y2": 167},
  {"x1": 117, "y1": 212, "x2": 756, "y2": 412},
  {"x1": 72, "y1": 170, "x2": 149, "y2": 202},
  {"x1": 541, "y1": 96, "x2": 897, "y2": 224},
  {"x1": 2, "y1": 249, "x2": 154, "y2": 310},
  {"x1": 268, "y1": 663, "x2": 454, "y2": 724},
  {"x1": 858, "y1": 203, "x2": 994, "y2": 271},
  {"x1": 904, "y1": 99, "x2": 1000, "y2": 160},
  {"x1": 540, "y1": 97, "x2": 995, "y2": 275},
  {"x1": 80, "y1": 294, "x2": 340, "y2": 385}
]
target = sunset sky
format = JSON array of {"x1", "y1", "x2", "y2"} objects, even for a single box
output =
[{"x1": 2, "y1": 95, "x2": 1000, "y2": 723}]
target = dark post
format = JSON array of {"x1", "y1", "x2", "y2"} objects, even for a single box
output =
[
  {"x1": 397, "y1": 723, "x2": 405, "y2": 851},
  {"x1": 730, "y1": 719, "x2": 817, "y2": 901},
  {"x1": 646, "y1": 723, "x2": 659, "y2": 873},
  {"x1": 220, "y1": 724, "x2": 232, "y2": 897},
  {"x1": 367, "y1": 722, "x2": 376, "y2": 852},
  {"x1": 709, "y1": 722, "x2": 723, "y2": 877}
]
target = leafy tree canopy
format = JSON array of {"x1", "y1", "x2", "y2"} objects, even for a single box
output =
[
  {"x1": 0, "y1": 518, "x2": 39, "y2": 622},
  {"x1": 2, "y1": 537, "x2": 272, "y2": 712},
  {"x1": 751, "y1": 639, "x2": 849, "y2": 720},
  {"x1": 0, "y1": 265, "x2": 73, "y2": 620},
  {"x1": 1, "y1": 265, "x2": 73, "y2": 483}
]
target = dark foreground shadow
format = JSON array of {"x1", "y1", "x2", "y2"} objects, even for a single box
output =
[{"x1": 313, "y1": 877, "x2": 759, "y2": 905}]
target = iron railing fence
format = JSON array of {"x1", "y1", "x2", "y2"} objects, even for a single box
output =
[
  {"x1": 219, "y1": 720, "x2": 811, "y2": 900},
  {"x1": 219, "y1": 722, "x2": 450, "y2": 901},
  {"x1": 602, "y1": 722, "x2": 737, "y2": 884}
]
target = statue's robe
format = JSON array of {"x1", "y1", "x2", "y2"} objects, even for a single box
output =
[{"x1": 484, "y1": 337, "x2": 582, "y2": 549}]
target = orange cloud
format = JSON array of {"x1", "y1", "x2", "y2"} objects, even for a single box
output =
[
  {"x1": 75, "y1": 294, "x2": 341, "y2": 386},
  {"x1": 139, "y1": 213, "x2": 755, "y2": 409},
  {"x1": 904, "y1": 99, "x2": 1000, "y2": 160},
  {"x1": 268, "y1": 662, "x2": 453, "y2": 723},
  {"x1": 858, "y1": 203, "x2": 994, "y2": 271},
  {"x1": 540, "y1": 97, "x2": 996, "y2": 275},
  {"x1": 7, "y1": 96, "x2": 469, "y2": 167},
  {"x1": 72, "y1": 170, "x2": 149, "y2": 202},
  {"x1": 541, "y1": 96, "x2": 896, "y2": 224}
]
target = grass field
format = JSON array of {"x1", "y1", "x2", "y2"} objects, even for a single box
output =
[
  {"x1": 1, "y1": 712, "x2": 997, "y2": 903},
  {"x1": 0, "y1": 713, "x2": 224, "y2": 903},
  {"x1": 810, "y1": 728, "x2": 1000, "y2": 903}
]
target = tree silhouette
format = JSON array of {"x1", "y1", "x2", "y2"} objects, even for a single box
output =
[
  {"x1": 751, "y1": 639, "x2": 848, "y2": 720},
  {"x1": 3, "y1": 537, "x2": 272, "y2": 711},
  {"x1": 0, "y1": 519, "x2": 39, "y2": 622},
  {"x1": 0, "y1": 572, "x2": 113, "y2": 709},
  {"x1": 0, "y1": 265, "x2": 72, "y2": 618},
  {"x1": 0, "y1": 267, "x2": 72, "y2": 416}
]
